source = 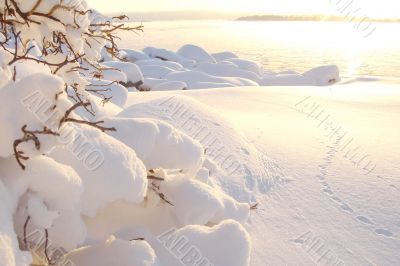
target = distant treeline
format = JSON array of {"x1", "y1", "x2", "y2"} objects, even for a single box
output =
[{"x1": 236, "y1": 15, "x2": 400, "y2": 23}]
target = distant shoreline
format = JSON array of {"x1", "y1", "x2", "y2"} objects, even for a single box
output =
[
  {"x1": 106, "y1": 11, "x2": 400, "y2": 23},
  {"x1": 236, "y1": 15, "x2": 400, "y2": 23}
]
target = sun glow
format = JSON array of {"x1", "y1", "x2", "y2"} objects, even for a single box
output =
[{"x1": 87, "y1": 0, "x2": 400, "y2": 19}]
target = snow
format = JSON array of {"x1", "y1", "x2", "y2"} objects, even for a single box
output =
[
  {"x1": 85, "y1": 79, "x2": 128, "y2": 107},
  {"x1": 195, "y1": 62, "x2": 262, "y2": 83},
  {"x1": 140, "y1": 65, "x2": 176, "y2": 79},
  {"x1": 66, "y1": 235, "x2": 157, "y2": 266},
  {"x1": 260, "y1": 74, "x2": 315, "y2": 86},
  {"x1": 0, "y1": 180, "x2": 32, "y2": 266},
  {"x1": 0, "y1": 73, "x2": 69, "y2": 158},
  {"x1": 0, "y1": 156, "x2": 86, "y2": 251},
  {"x1": 120, "y1": 48, "x2": 150, "y2": 62},
  {"x1": 49, "y1": 126, "x2": 148, "y2": 217},
  {"x1": 124, "y1": 81, "x2": 400, "y2": 265},
  {"x1": 302, "y1": 64, "x2": 341, "y2": 85},
  {"x1": 103, "y1": 117, "x2": 204, "y2": 176},
  {"x1": 1, "y1": 1, "x2": 398, "y2": 265},
  {"x1": 152, "y1": 81, "x2": 187, "y2": 91},
  {"x1": 212, "y1": 51, "x2": 239, "y2": 62},
  {"x1": 224, "y1": 58, "x2": 264, "y2": 76},
  {"x1": 108, "y1": 44, "x2": 340, "y2": 90},
  {"x1": 144, "y1": 47, "x2": 187, "y2": 63},
  {"x1": 177, "y1": 44, "x2": 217, "y2": 64},
  {"x1": 165, "y1": 70, "x2": 259, "y2": 87},
  {"x1": 122, "y1": 94, "x2": 281, "y2": 203},
  {"x1": 134, "y1": 59, "x2": 184, "y2": 71},
  {"x1": 101, "y1": 61, "x2": 144, "y2": 88},
  {"x1": 98, "y1": 67, "x2": 127, "y2": 84},
  {"x1": 161, "y1": 176, "x2": 250, "y2": 226},
  {"x1": 154, "y1": 220, "x2": 251, "y2": 266}
]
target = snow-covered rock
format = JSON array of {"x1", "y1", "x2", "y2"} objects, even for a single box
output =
[
  {"x1": 261, "y1": 74, "x2": 316, "y2": 86},
  {"x1": 153, "y1": 81, "x2": 187, "y2": 91},
  {"x1": 140, "y1": 65, "x2": 176, "y2": 79},
  {"x1": 135, "y1": 59, "x2": 184, "y2": 71},
  {"x1": 177, "y1": 44, "x2": 217, "y2": 64},
  {"x1": 303, "y1": 65, "x2": 341, "y2": 85},
  {"x1": 190, "y1": 82, "x2": 236, "y2": 89},
  {"x1": 139, "y1": 79, "x2": 187, "y2": 91},
  {"x1": 225, "y1": 58, "x2": 264, "y2": 76},
  {"x1": 121, "y1": 48, "x2": 150, "y2": 62},
  {"x1": 66, "y1": 236, "x2": 157, "y2": 266},
  {"x1": 98, "y1": 67, "x2": 127, "y2": 84},
  {"x1": 196, "y1": 62, "x2": 262, "y2": 83},
  {"x1": 212, "y1": 51, "x2": 239, "y2": 62},
  {"x1": 101, "y1": 61, "x2": 144, "y2": 88},
  {"x1": 86, "y1": 79, "x2": 128, "y2": 107},
  {"x1": 165, "y1": 70, "x2": 259, "y2": 89},
  {"x1": 144, "y1": 47, "x2": 186, "y2": 62}
]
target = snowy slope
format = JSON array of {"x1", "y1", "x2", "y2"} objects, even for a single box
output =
[{"x1": 125, "y1": 80, "x2": 400, "y2": 266}]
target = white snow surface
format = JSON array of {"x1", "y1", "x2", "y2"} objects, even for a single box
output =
[
  {"x1": 106, "y1": 44, "x2": 342, "y2": 91},
  {"x1": 124, "y1": 81, "x2": 400, "y2": 266},
  {"x1": 1, "y1": 2, "x2": 398, "y2": 265}
]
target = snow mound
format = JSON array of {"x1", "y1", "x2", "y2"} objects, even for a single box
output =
[
  {"x1": 196, "y1": 62, "x2": 262, "y2": 83},
  {"x1": 102, "y1": 117, "x2": 204, "y2": 177},
  {"x1": 0, "y1": 73, "x2": 69, "y2": 158},
  {"x1": 101, "y1": 61, "x2": 144, "y2": 88},
  {"x1": 161, "y1": 176, "x2": 250, "y2": 226},
  {"x1": 121, "y1": 48, "x2": 150, "y2": 62},
  {"x1": 49, "y1": 126, "x2": 148, "y2": 217},
  {"x1": 165, "y1": 70, "x2": 259, "y2": 88},
  {"x1": 130, "y1": 44, "x2": 341, "y2": 90},
  {"x1": 144, "y1": 47, "x2": 186, "y2": 63},
  {"x1": 177, "y1": 44, "x2": 217, "y2": 64},
  {"x1": 140, "y1": 65, "x2": 176, "y2": 79},
  {"x1": 303, "y1": 64, "x2": 341, "y2": 85},
  {"x1": 0, "y1": 180, "x2": 32, "y2": 266},
  {"x1": 153, "y1": 81, "x2": 187, "y2": 91},
  {"x1": 120, "y1": 95, "x2": 284, "y2": 201},
  {"x1": 86, "y1": 79, "x2": 128, "y2": 107},
  {"x1": 66, "y1": 235, "x2": 157, "y2": 266},
  {"x1": 135, "y1": 59, "x2": 184, "y2": 71},
  {"x1": 261, "y1": 74, "x2": 316, "y2": 86},
  {"x1": 225, "y1": 58, "x2": 264, "y2": 76},
  {"x1": 212, "y1": 51, "x2": 239, "y2": 62},
  {"x1": 154, "y1": 220, "x2": 251, "y2": 266}
]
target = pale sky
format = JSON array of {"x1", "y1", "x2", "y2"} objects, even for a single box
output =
[{"x1": 86, "y1": 0, "x2": 399, "y2": 18}]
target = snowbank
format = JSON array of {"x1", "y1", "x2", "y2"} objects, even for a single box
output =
[
  {"x1": 102, "y1": 117, "x2": 204, "y2": 176},
  {"x1": 49, "y1": 126, "x2": 148, "y2": 217},
  {"x1": 0, "y1": 180, "x2": 32, "y2": 266},
  {"x1": 66, "y1": 236, "x2": 157, "y2": 266},
  {"x1": 112, "y1": 44, "x2": 341, "y2": 91},
  {"x1": 0, "y1": 1, "x2": 357, "y2": 265}
]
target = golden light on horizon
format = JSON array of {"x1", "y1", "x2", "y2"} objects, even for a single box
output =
[{"x1": 86, "y1": 0, "x2": 400, "y2": 19}]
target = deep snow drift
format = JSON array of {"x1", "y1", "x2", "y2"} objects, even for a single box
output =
[
  {"x1": 0, "y1": 1, "x2": 398, "y2": 266},
  {"x1": 125, "y1": 81, "x2": 400, "y2": 266},
  {"x1": 112, "y1": 44, "x2": 341, "y2": 91}
]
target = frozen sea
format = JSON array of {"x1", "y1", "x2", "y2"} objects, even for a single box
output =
[{"x1": 118, "y1": 20, "x2": 400, "y2": 78}]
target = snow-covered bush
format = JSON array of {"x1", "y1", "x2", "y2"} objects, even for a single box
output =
[{"x1": 0, "y1": 1, "x2": 253, "y2": 265}]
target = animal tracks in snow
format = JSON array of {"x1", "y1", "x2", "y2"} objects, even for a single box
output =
[{"x1": 315, "y1": 142, "x2": 396, "y2": 239}]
